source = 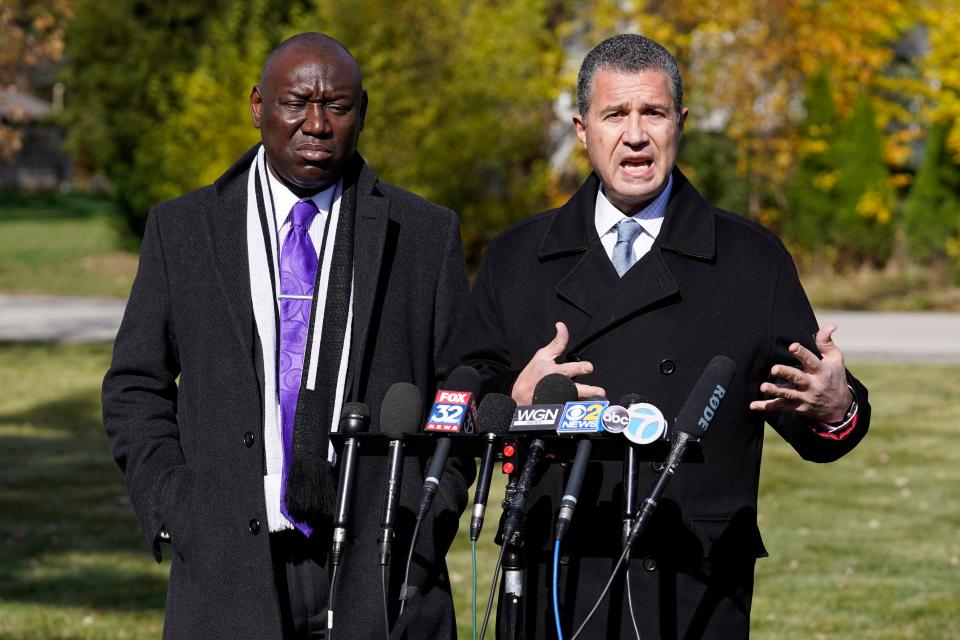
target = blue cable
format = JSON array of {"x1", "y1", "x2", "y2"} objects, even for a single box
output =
[{"x1": 553, "y1": 539, "x2": 564, "y2": 640}]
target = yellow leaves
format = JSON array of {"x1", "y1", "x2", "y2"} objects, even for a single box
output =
[
  {"x1": 813, "y1": 171, "x2": 840, "y2": 191},
  {"x1": 891, "y1": 173, "x2": 913, "y2": 189},
  {"x1": 856, "y1": 185, "x2": 895, "y2": 225}
]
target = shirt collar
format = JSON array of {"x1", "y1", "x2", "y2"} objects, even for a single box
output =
[
  {"x1": 266, "y1": 166, "x2": 339, "y2": 228},
  {"x1": 594, "y1": 173, "x2": 673, "y2": 239}
]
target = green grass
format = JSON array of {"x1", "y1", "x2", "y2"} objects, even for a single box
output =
[
  {"x1": 1, "y1": 345, "x2": 957, "y2": 638},
  {"x1": 0, "y1": 193, "x2": 137, "y2": 298}
]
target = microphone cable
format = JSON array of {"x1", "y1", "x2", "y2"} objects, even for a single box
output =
[
  {"x1": 552, "y1": 539, "x2": 563, "y2": 640},
  {"x1": 625, "y1": 563, "x2": 642, "y2": 640},
  {"x1": 478, "y1": 540, "x2": 507, "y2": 640},
  {"x1": 471, "y1": 540, "x2": 479, "y2": 640},
  {"x1": 398, "y1": 516, "x2": 423, "y2": 618},
  {"x1": 570, "y1": 542, "x2": 633, "y2": 640},
  {"x1": 381, "y1": 563, "x2": 390, "y2": 640}
]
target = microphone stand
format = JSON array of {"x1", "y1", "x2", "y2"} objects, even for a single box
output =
[{"x1": 496, "y1": 474, "x2": 526, "y2": 640}]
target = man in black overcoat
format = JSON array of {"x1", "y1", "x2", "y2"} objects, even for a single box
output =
[
  {"x1": 456, "y1": 34, "x2": 870, "y2": 639},
  {"x1": 103, "y1": 33, "x2": 471, "y2": 639}
]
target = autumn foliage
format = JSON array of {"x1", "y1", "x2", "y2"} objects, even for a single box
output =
[{"x1": 12, "y1": 0, "x2": 957, "y2": 272}]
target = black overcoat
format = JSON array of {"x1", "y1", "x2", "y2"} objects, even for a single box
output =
[
  {"x1": 456, "y1": 170, "x2": 870, "y2": 639},
  {"x1": 103, "y1": 146, "x2": 473, "y2": 639}
]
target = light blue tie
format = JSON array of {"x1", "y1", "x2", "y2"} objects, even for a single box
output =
[{"x1": 612, "y1": 218, "x2": 643, "y2": 277}]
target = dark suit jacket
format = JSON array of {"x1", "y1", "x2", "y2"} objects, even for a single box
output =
[
  {"x1": 103, "y1": 146, "x2": 473, "y2": 639},
  {"x1": 456, "y1": 169, "x2": 870, "y2": 639}
]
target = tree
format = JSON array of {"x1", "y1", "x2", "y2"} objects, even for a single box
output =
[
  {"x1": 832, "y1": 95, "x2": 896, "y2": 265},
  {"x1": 784, "y1": 69, "x2": 841, "y2": 257},
  {"x1": 903, "y1": 120, "x2": 960, "y2": 262},
  {"x1": 0, "y1": 0, "x2": 71, "y2": 160},
  {"x1": 61, "y1": 0, "x2": 228, "y2": 236}
]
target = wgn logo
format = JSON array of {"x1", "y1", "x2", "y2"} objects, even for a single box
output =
[
  {"x1": 624, "y1": 403, "x2": 667, "y2": 445},
  {"x1": 557, "y1": 401, "x2": 608, "y2": 433}
]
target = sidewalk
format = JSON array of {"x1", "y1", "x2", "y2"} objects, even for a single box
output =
[
  {"x1": 1, "y1": 295, "x2": 958, "y2": 363},
  {"x1": 0, "y1": 295, "x2": 126, "y2": 343}
]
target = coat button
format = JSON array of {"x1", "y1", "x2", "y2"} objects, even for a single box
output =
[
  {"x1": 243, "y1": 431, "x2": 255, "y2": 448},
  {"x1": 559, "y1": 552, "x2": 571, "y2": 565},
  {"x1": 642, "y1": 557, "x2": 657, "y2": 571},
  {"x1": 659, "y1": 359, "x2": 675, "y2": 375},
  {"x1": 248, "y1": 519, "x2": 261, "y2": 535}
]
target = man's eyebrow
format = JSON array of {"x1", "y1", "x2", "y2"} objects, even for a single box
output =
[{"x1": 598, "y1": 100, "x2": 671, "y2": 113}]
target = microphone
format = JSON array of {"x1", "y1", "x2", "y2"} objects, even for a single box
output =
[
  {"x1": 624, "y1": 356, "x2": 736, "y2": 549},
  {"x1": 554, "y1": 437, "x2": 591, "y2": 542},
  {"x1": 553, "y1": 393, "x2": 607, "y2": 541},
  {"x1": 618, "y1": 393, "x2": 648, "y2": 545},
  {"x1": 509, "y1": 373, "x2": 580, "y2": 432},
  {"x1": 470, "y1": 393, "x2": 516, "y2": 542},
  {"x1": 331, "y1": 402, "x2": 371, "y2": 568},
  {"x1": 502, "y1": 375, "x2": 578, "y2": 544},
  {"x1": 533, "y1": 373, "x2": 578, "y2": 404},
  {"x1": 377, "y1": 382, "x2": 423, "y2": 566},
  {"x1": 416, "y1": 365, "x2": 482, "y2": 521}
]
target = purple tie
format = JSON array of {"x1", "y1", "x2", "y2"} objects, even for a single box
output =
[{"x1": 279, "y1": 199, "x2": 320, "y2": 535}]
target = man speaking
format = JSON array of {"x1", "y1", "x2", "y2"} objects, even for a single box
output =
[
  {"x1": 103, "y1": 33, "x2": 470, "y2": 638},
  {"x1": 456, "y1": 34, "x2": 870, "y2": 638}
]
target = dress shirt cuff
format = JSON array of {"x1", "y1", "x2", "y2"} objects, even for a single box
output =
[{"x1": 810, "y1": 385, "x2": 859, "y2": 440}]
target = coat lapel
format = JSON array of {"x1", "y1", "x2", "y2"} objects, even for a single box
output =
[
  {"x1": 205, "y1": 145, "x2": 259, "y2": 371},
  {"x1": 542, "y1": 169, "x2": 716, "y2": 354},
  {"x1": 345, "y1": 159, "x2": 390, "y2": 400}
]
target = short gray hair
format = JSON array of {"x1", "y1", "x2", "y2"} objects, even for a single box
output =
[{"x1": 576, "y1": 34, "x2": 683, "y2": 120}]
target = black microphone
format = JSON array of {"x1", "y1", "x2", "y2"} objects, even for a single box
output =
[
  {"x1": 618, "y1": 393, "x2": 648, "y2": 546},
  {"x1": 553, "y1": 392, "x2": 608, "y2": 542},
  {"x1": 624, "y1": 356, "x2": 736, "y2": 549},
  {"x1": 377, "y1": 382, "x2": 423, "y2": 566},
  {"x1": 502, "y1": 374, "x2": 578, "y2": 544},
  {"x1": 470, "y1": 393, "x2": 516, "y2": 542},
  {"x1": 532, "y1": 373, "x2": 578, "y2": 404},
  {"x1": 554, "y1": 437, "x2": 591, "y2": 542},
  {"x1": 331, "y1": 402, "x2": 371, "y2": 568},
  {"x1": 416, "y1": 365, "x2": 482, "y2": 521}
]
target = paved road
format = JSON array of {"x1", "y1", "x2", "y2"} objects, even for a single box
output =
[{"x1": 1, "y1": 295, "x2": 958, "y2": 363}]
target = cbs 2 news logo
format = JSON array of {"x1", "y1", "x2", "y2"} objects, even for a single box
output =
[{"x1": 557, "y1": 400, "x2": 609, "y2": 433}]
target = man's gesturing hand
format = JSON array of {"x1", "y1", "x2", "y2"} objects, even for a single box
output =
[
  {"x1": 511, "y1": 322, "x2": 606, "y2": 405},
  {"x1": 749, "y1": 323, "x2": 853, "y2": 423}
]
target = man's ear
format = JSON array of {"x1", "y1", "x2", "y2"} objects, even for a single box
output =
[
  {"x1": 573, "y1": 113, "x2": 587, "y2": 149},
  {"x1": 250, "y1": 85, "x2": 263, "y2": 129}
]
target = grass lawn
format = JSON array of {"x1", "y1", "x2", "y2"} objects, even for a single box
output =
[
  {"x1": 0, "y1": 193, "x2": 137, "y2": 298},
  {"x1": 1, "y1": 344, "x2": 957, "y2": 638}
]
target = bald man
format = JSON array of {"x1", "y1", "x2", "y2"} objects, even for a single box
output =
[{"x1": 104, "y1": 33, "x2": 471, "y2": 639}]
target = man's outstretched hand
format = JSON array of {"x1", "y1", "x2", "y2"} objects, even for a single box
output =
[
  {"x1": 749, "y1": 323, "x2": 853, "y2": 423},
  {"x1": 511, "y1": 322, "x2": 606, "y2": 405}
]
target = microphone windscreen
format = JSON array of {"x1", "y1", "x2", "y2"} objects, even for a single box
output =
[
  {"x1": 340, "y1": 401, "x2": 371, "y2": 436},
  {"x1": 532, "y1": 373, "x2": 578, "y2": 404},
  {"x1": 380, "y1": 382, "x2": 422, "y2": 437},
  {"x1": 618, "y1": 392, "x2": 651, "y2": 408},
  {"x1": 443, "y1": 365, "x2": 482, "y2": 396},
  {"x1": 477, "y1": 393, "x2": 516, "y2": 435},
  {"x1": 674, "y1": 355, "x2": 736, "y2": 437}
]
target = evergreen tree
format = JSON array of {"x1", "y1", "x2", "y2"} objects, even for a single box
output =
[
  {"x1": 785, "y1": 69, "x2": 840, "y2": 257},
  {"x1": 903, "y1": 120, "x2": 960, "y2": 263},
  {"x1": 832, "y1": 95, "x2": 895, "y2": 265}
]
